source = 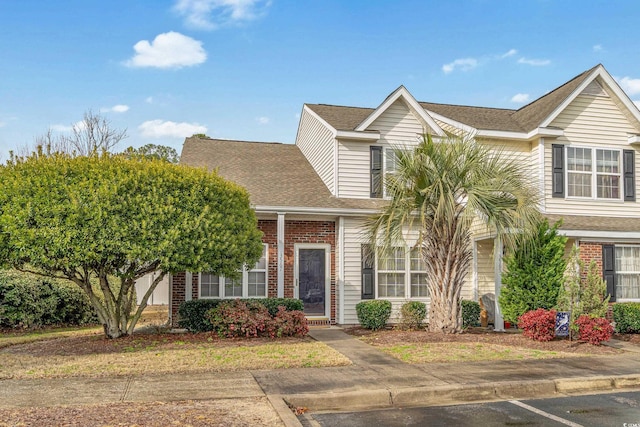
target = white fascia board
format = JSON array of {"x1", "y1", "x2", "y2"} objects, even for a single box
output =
[
  {"x1": 355, "y1": 86, "x2": 445, "y2": 136},
  {"x1": 476, "y1": 127, "x2": 564, "y2": 140},
  {"x1": 254, "y1": 205, "x2": 379, "y2": 216},
  {"x1": 335, "y1": 130, "x2": 380, "y2": 140},
  {"x1": 427, "y1": 111, "x2": 477, "y2": 135},
  {"x1": 559, "y1": 229, "x2": 640, "y2": 240},
  {"x1": 628, "y1": 135, "x2": 640, "y2": 144}
]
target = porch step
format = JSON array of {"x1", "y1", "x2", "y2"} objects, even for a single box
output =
[{"x1": 307, "y1": 318, "x2": 331, "y2": 328}]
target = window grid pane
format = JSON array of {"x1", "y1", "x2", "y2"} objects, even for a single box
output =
[
  {"x1": 615, "y1": 246, "x2": 640, "y2": 300},
  {"x1": 200, "y1": 274, "x2": 220, "y2": 298},
  {"x1": 378, "y1": 247, "x2": 406, "y2": 297},
  {"x1": 410, "y1": 247, "x2": 429, "y2": 297}
]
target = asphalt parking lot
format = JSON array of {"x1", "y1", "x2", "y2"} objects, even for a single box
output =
[{"x1": 306, "y1": 390, "x2": 640, "y2": 427}]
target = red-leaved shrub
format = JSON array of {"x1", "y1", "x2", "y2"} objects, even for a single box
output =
[
  {"x1": 517, "y1": 308, "x2": 557, "y2": 342},
  {"x1": 206, "y1": 300, "x2": 308, "y2": 338},
  {"x1": 575, "y1": 315, "x2": 613, "y2": 345}
]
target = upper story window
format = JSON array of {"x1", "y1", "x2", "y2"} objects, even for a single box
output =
[
  {"x1": 200, "y1": 244, "x2": 268, "y2": 298},
  {"x1": 554, "y1": 144, "x2": 635, "y2": 201},
  {"x1": 370, "y1": 146, "x2": 402, "y2": 199}
]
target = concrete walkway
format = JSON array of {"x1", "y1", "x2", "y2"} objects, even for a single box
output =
[{"x1": 2, "y1": 328, "x2": 640, "y2": 427}]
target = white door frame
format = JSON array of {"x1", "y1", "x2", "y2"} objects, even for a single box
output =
[{"x1": 294, "y1": 243, "x2": 331, "y2": 319}]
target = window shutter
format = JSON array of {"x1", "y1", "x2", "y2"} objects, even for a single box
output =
[
  {"x1": 370, "y1": 146, "x2": 383, "y2": 198},
  {"x1": 361, "y1": 244, "x2": 375, "y2": 299},
  {"x1": 624, "y1": 150, "x2": 635, "y2": 201},
  {"x1": 552, "y1": 144, "x2": 564, "y2": 198},
  {"x1": 602, "y1": 244, "x2": 616, "y2": 302}
]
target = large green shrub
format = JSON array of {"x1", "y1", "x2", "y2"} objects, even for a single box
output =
[
  {"x1": 356, "y1": 299, "x2": 392, "y2": 330},
  {"x1": 499, "y1": 220, "x2": 567, "y2": 323},
  {"x1": 613, "y1": 303, "x2": 640, "y2": 334},
  {"x1": 0, "y1": 271, "x2": 96, "y2": 328},
  {"x1": 398, "y1": 301, "x2": 427, "y2": 330},
  {"x1": 461, "y1": 300, "x2": 481, "y2": 328},
  {"x1": 178, "y1": 298, "x2": 304, "y2": 332}
]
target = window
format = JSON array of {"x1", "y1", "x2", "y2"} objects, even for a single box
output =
[
  {"x1": 566, "y1": 147, "x2": 621, "y2": 199},
  {"x1": 615, "y1": 246, "x2": 640, "y2": 300},
  {"x1": 377, "y1": 246, "x2": 429, "y2": 299},
  {"x1": 199, "y1": 244, "x2": 268, "y2": 298}
]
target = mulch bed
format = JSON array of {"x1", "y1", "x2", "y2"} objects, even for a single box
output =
[{"x1": 344, "y1": 326, "x2": 627, "y2": 355}]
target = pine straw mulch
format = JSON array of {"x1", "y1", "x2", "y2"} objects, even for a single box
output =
[{"x1": 345, "y1": 326, "x2": 626, "y2": 355}]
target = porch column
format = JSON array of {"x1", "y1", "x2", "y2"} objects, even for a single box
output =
[
  {"x1": 277, "y1": 212, "x2": 285, "y2": 298},
  {"x1": 493, "y1": 237, "x2": 505, "y2": 332},
  {"x1": 185, "y1": 272, "x2": 193, "y2": 301}
]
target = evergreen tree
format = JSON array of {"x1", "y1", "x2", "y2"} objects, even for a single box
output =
[{"x1": 499, "y1": 220, "x2": 567, "y2": 323}]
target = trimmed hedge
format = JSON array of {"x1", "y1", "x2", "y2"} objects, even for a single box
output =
[
  {"x1": 178, "y1": 298, "x2": 304, "y2": 332},
  {"x1": 356, "y1": 299, "x2": 392, "y2": 330},
  {"x1": 461, "y1": 300, "x2": 481, "y2": 328},
  {"x1": 0, "y1": 270, "x2": 97, "y2": 328},
  {"x1": 613, "y1": 302, "x2": 640, "y2": 334},
  {"x1": 398, "y1": 301, "x2": 427, "y2": 330}
]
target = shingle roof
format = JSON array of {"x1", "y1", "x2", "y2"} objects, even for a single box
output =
[
  {"x1": 180, "y1": 137, "x2": 384, "y2": 211},
  {"x1": 545, "y1": 214, "x2": 640, "y2": 233},
  {"x1": 307, "y1": 65, "x2": 600, "y2": 134}
]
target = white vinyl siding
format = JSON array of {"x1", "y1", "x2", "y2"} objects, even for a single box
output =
[
  {"x1": 476, "y1": 239, "x2": 495, "y2": 298},
  {"x1": 545, "y1": 93, "x2": 640, "y2": 216},
  {"x1": 296, "y1": 107, "x2": 336, "y2": 194},
  {"x1": 342, "y1": 218, "x2": 368, "y2": 323},
  {"x1": 336, "y1": 100, "x2": 424, "y2": 198}
]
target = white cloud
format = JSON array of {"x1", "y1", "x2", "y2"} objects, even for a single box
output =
[
  {"x1": 50, "y1": 120, "x2": 86, "y2": 133},
  {"x1": 501, "y1": 49, "x2": 518, "y2": 58},
  {"x1": 511, "y1": 93, "x2": 530, "y2": 104},
  {"x1": 518, "y1": 57, "x2": 551, "y2": 66},
  {"x1": 174, "y1": 0, "x2": 271, "y2": 30},
  {"x1": 139, "y1": 119, "x2": 207, "y2": 138},
  {"x1": 101, "y1": 104, "x2": 130, "y2": 113},
  {"x1": 145, "y1": 97, "x2": 154, "y2": 104},
  {"x1": 593, "y1": 44, "x2": 603, "y2": 52},
  {"x1": 124, "y1": 32, "x2": 206, "y2": 69},
  {"x1": 257, "y1": 116, "x2": 269, "y2": 124},
  {"x1": 442, "y1": 58, "x2": 478, "y2": 74},
  {"x1": 618, "y1": 76, "x2": 640, "y2": 96},
  {"x1": 0, "y1": 121, "x2": 5, "y2": 128}
]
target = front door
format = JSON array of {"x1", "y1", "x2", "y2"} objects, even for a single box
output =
[{"x1": 295, "y1": 244, "x2": 330, "y2": 317}]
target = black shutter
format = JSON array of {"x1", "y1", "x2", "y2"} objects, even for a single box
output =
[
  {"x1": 370, "y1": 146, "x2": 383, "y2": 198},
  {"x1": 552, "y1": 144, "x2": 565, "y2": 198},
  {"x1": 361, "y1": 244, "x2": 375, "y2": 299},
  {"x1": 624, "y1": 150, "x2": 635, "y2": 201},
  {"x1": 602, "y1": 244, "x2": 616, "y2": 302}
]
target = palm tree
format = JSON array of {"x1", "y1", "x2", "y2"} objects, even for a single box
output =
[{"x1": 366, "y1": 134, "x2": 541, "y2": 333}]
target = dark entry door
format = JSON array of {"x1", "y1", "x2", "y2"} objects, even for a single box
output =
[{"x1": 298, "y1": 248, "x2": 326, "y2": 316}]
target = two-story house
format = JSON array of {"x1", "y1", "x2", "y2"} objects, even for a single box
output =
[{"x1": 169, "y1": 64, "x2": 640, "y2": 328}]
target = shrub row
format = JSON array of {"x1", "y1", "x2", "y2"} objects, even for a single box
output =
[
  {"x1": 356, "y1": 300, "x2": 392, "y2": 330},
  {"x1": 518, "y1": 308, "x2": 613, "y2": 345},
  {"x1": 613, "y1": 302, "x2": 640, "y2": 334},
  {"x1": 398, "y1": 301, "x2": 427, "y2": 330},
  {"x1": 461, "y1": 300, "x2": 480, "y2": 328},
  {"x1": 178, "y1": 298, "x2": 304, "y2": 332},
  {"x1": 206, "y1": 300, "x2": 308, "y2": 338},
  {"x1": 0, "y1": 270, "x2": 97, "y2": 328}
]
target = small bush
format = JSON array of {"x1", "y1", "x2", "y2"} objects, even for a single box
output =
[
  {"x1": 356, "y1": 300, "x2": 392, "y2": 330},
  {"x1": 0, "y1": 271, "x2": 96, "y2": 328},
  {"x1": 575, "y1": 315, "x2": 614, "y2": 345},
  {"x1": 273, "y1": 306, "x2": 309, "y2": 337},
  {"x1": 461, "y1": 300, "x2": 481, "y2": 328},
  {"x1": 248, "y1": 298, "x2": 304, "y2": 316},
  {"x1": 205, "y1": 300, "x2": 308, "y2": 338},
  {"x1": 207, "y1": 300, "x2": 273, "y2": 338},
  {"x1": 613, "y1": 303, "x2": 640, "y2": 334},
  {"x1": 518, "y1": 308, "x2": 557, "y2": 342},
  {"x1": 398, "y1": 301, "x2": 427, "y2": 330},
  {"x1": 177, "y1": 299, "x2": 222, "y2": 332},
  {"x1": 178, "y1": 297, "x2": 304, "y2": 332}
]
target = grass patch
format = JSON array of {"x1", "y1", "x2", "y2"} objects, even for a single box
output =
[
  {"x1": 0, "y1": 326, "x2": 102, "y2": 349},
  {"x1": 0, "y1": 339, "x2": 350, "y2": 379},
  {"x1": 376, "y1": 342, "x2": 582, "y2": 363}
]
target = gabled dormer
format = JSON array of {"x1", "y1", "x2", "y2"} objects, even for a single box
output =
[{"x1": 296, "y1": 86, "x2": 445, "y2": 199}]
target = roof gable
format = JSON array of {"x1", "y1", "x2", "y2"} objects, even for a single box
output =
[{"x1": 355, "y1": 86, "x2": 445, "y2": 136}]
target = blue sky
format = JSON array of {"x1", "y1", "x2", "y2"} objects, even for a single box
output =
[{"x1": 1, "y1": 0, "x2": 640, "y2": 160}]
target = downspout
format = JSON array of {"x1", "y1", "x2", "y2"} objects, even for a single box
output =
[
  {"x1": 277, "y1": 212, "x2": 285, "y2": 298},
  {"x1": 494, "y1": 236, "x2": 505, "y2": 332},
  {"x1": 338, "y1": 216, "x2": 345, "y2": 324}
]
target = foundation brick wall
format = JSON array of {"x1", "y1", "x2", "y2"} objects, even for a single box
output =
[{"x1": 170, "y1": 219, "x2": 336, "y2": 326}]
